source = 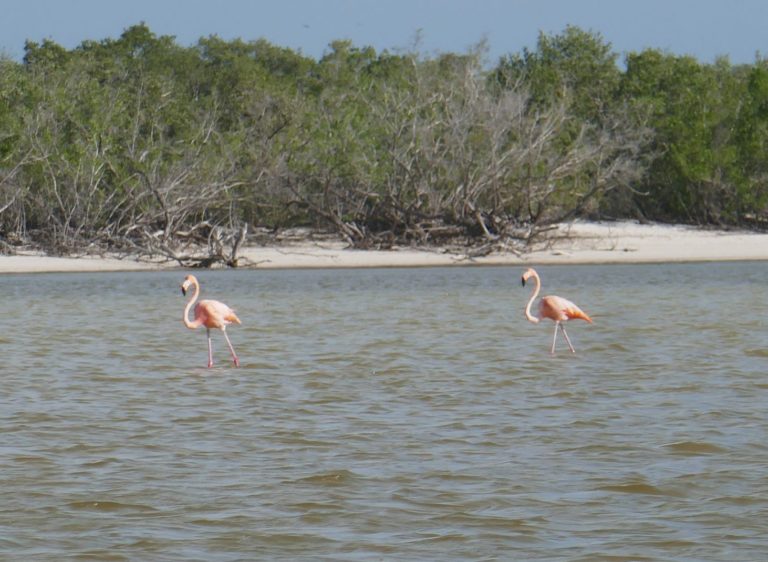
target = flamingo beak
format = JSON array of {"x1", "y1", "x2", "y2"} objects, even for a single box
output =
[
  {"x1": 521, "y1": 277, "x2": 527, "y2": 287},
  {"x1": 181, "y1": 284, "x2": 188, "y2": 296}
]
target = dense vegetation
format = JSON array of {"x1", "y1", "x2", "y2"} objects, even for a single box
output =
[{"x1": 2, "y1": 24, "x2": 768, "y2": 263}]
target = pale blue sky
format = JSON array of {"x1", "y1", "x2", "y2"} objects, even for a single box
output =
[{"x1": 3, "y1": 0, "x2": 768, "y2": 65}]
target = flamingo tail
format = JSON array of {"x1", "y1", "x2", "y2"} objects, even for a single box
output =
[{"x1": 567, "y1": 307, "x2": 593, "y2": 323}]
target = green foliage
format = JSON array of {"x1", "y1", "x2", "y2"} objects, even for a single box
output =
[
  {"x1": 494, "y1": 26, "x2": 621, "y2": 120},
  {"x1": 731, "y1": 63, "x2": 768, "y2": 217},
  {"x1": 621, "y1": 51, "x2": 749, "y2": 223},
  {"x1": 2, "y1": 23, "x2": 768, "y2": 257}
]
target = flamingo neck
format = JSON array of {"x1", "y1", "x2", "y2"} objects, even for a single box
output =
[
  {"x1": 525, "y1": 272, "x2": 541, "y2": 324},
  {"x1": 183, "y1": 278, "x2": 203, "y2": 329}
]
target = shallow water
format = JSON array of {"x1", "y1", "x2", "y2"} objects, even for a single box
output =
[{"x1": 1, "y1": 262, "x2": 767, "y2": 560}]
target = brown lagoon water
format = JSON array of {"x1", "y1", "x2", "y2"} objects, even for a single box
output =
[{"x1": 1, "y1": 262, "x2": 767, "y2": 561}]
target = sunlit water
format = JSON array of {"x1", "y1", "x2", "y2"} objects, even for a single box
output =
[{"x1": 1, "y1": 262, "x2": 767, "y2": 561}]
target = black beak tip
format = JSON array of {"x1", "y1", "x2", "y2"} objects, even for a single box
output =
[
  {"x1": 521, "y1": 278, "x2": 526, "y2": 287},
  {"x1": 181, "y1": 287, "x2": 187, "y2": 296}
]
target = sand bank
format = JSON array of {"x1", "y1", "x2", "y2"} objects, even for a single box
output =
[
  {"x1": 1, "y1": 221, "x2": 766, "y2": 274},
  {"x1": 226, "y1": 221, "x2": 768, "y2": 269}
]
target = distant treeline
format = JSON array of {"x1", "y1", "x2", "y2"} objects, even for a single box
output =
[{"x1": 1, "y1": 24, "x2": 768, "y2": 261}]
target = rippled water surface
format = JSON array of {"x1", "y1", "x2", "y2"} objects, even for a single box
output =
[{"x1": 2, "y1": 262, "x2": 768, "y2": 560}]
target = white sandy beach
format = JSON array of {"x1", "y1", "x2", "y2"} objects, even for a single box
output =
[{"x1": 0, "y1": 221, "x2": 767, "y2": 273}]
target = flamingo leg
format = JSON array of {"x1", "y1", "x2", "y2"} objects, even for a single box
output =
[
  {"x1": 560, "y1": 323, "x2": 576, "y2": 353},
  {"x1": 206, "y1": 328, "x2": 214, "y2": 368},
  {"x1": 551, "y1": 322, "x2": 559, "y2": 354},
  {"x1": 222, "y1": 328, "x2": 240, "y2": 367}
]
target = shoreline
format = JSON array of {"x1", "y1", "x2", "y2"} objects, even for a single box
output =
[{"x1": 1, "y1": 221, "x2": 767, "y2": 274}]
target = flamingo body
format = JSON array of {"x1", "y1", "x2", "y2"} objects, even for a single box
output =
[
  {"x1": 538, "y1": 295, "x2": 592, "y2": 324},
  {"x1": 181, "y1": 275, "x2": 241, "y2": 368},
  {"x1": 193, "y1": 299, "x2": 241, "y2": 331},
  {"x1": 522, "y1": 268, "x2": 592, "y2": 354}
]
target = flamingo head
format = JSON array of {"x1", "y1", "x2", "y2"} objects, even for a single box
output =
[
  {"x1": 521, "y1": 268, "x2": 537, "y2": 287},
  {"x1": 181, "y1": 275, "x2": 196, "y2": 296}
]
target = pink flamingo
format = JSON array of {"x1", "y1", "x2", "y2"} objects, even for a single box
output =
[
  {"x1": 522, "y1": 268, "x2": 592, "y2": 354},
  {"x1": 181, "y1": 274, "x2": 241, "y2": 368}
]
